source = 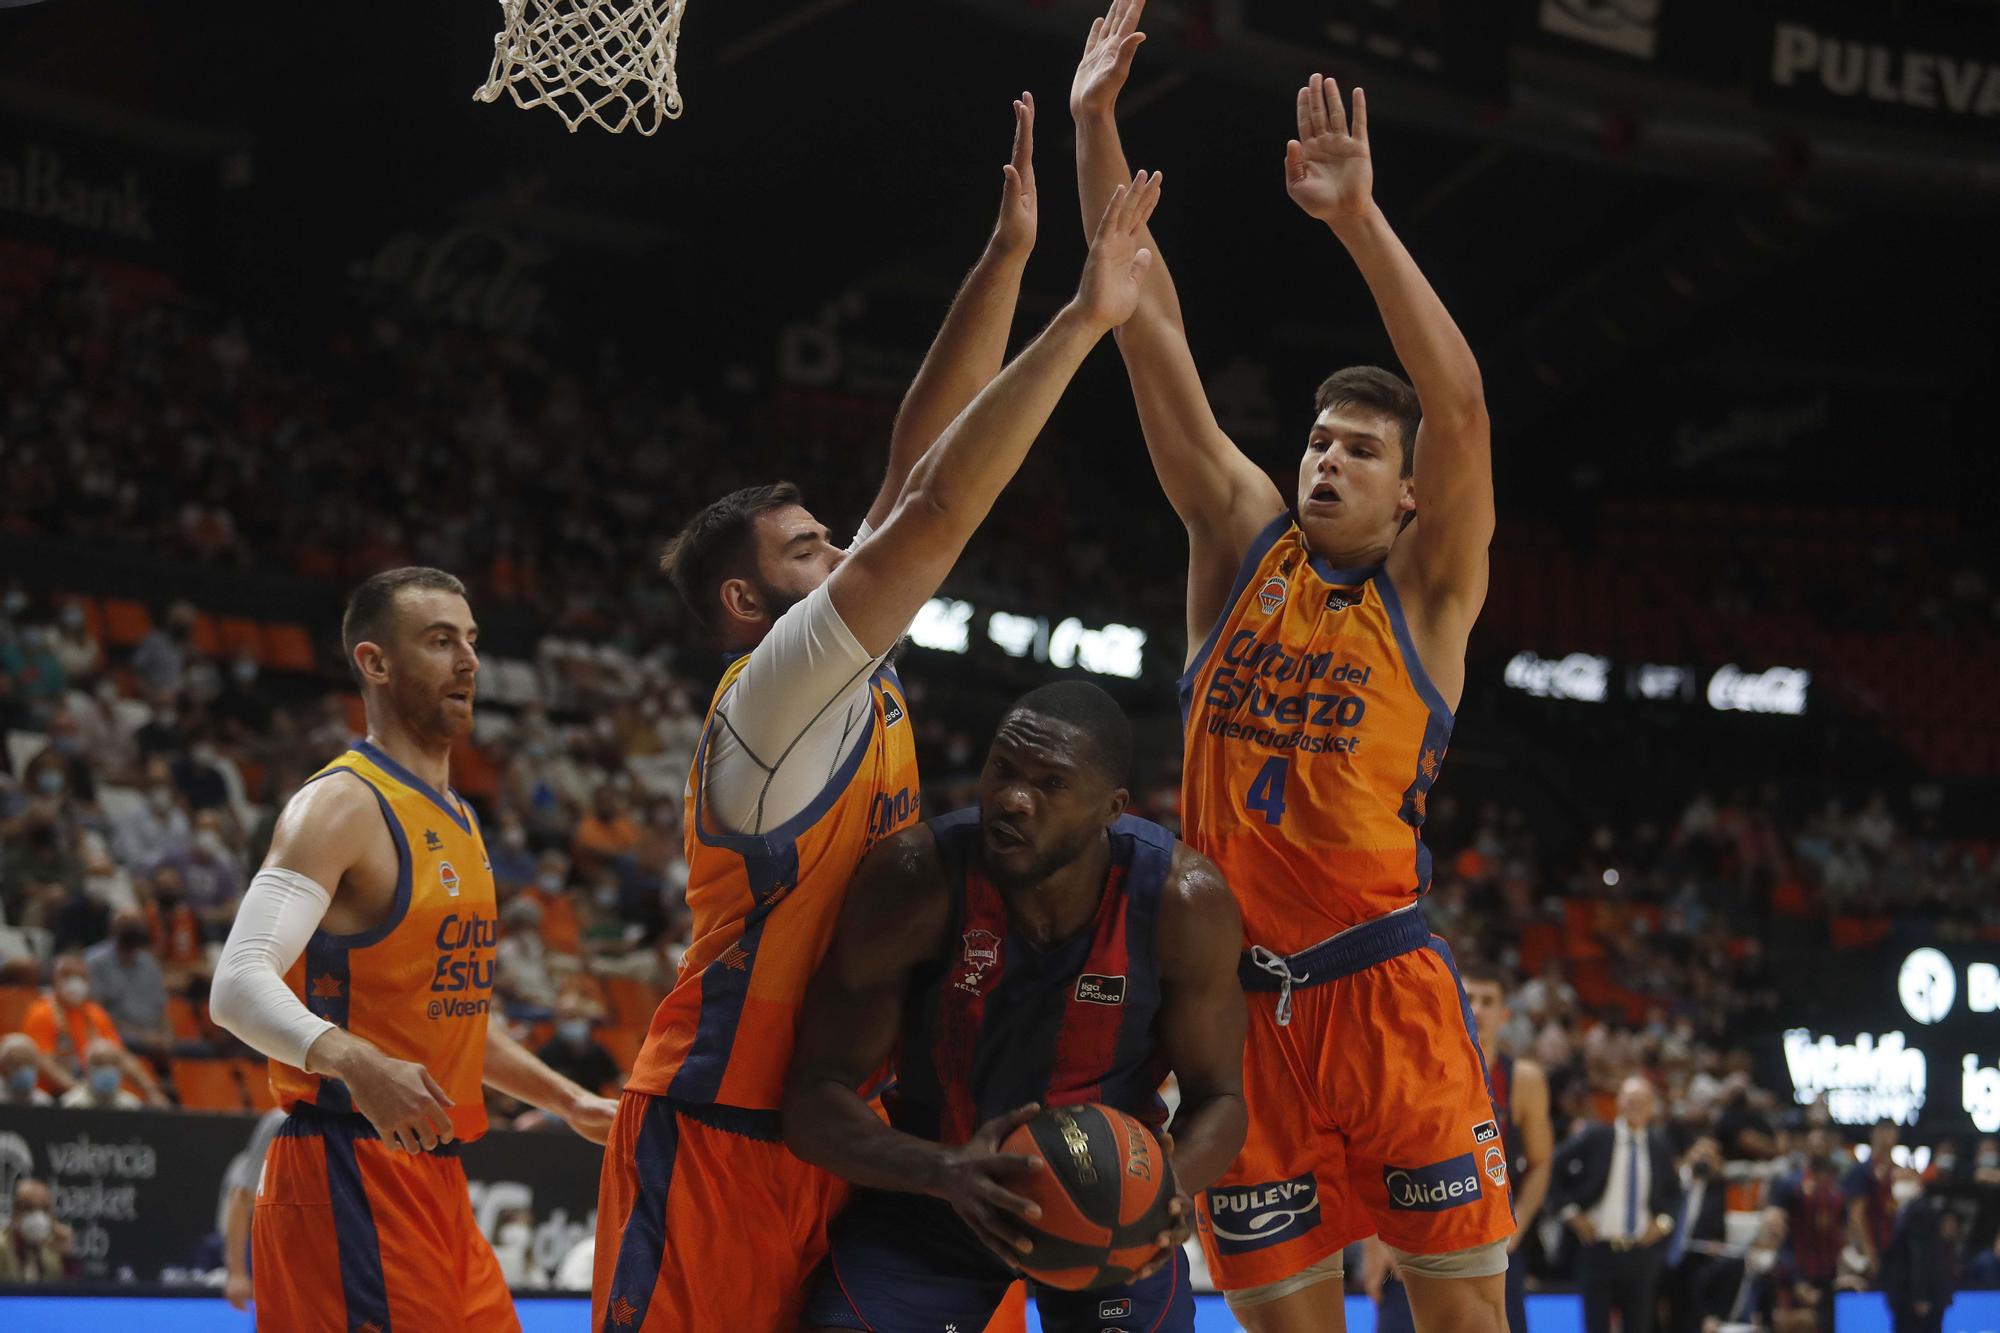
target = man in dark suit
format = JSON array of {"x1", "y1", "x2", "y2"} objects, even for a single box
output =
[
  {"x1": 1555, "y1": 1074, "x2": 1685, "y2": 1333},
  {"x1": 1667, "y1": 1136, "x2": 1734, "y2": 1333}
]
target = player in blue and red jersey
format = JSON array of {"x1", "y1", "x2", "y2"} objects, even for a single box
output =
[{"x1": 783, "y1": 681, "x2": 1248, "y2": 1333}]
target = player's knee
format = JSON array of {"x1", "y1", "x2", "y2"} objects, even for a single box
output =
[
  {"x1": 1389, "y1": 1236, "x2": 1509, "y2": 1282},
  {"x1": 1221, "y1": 1249, "x2": 1344, "y2": 1310}
]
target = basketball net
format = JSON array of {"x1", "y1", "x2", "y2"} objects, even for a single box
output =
[{"x1": 473, "y1": 0, "x2": 689, "y2": 135}]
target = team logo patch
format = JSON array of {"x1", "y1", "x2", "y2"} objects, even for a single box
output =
[
  {"x1": 1075, "y1": 974, "x2": 1126, "y2": 1006},
  {"x1": 1485, "y1": 1146, "x2": 1509, "y2": 1187},
  {"x1": 1099, "y1": 1298, "x2": 1132, "y2": 1319},
  {"x1": 439, "y1": 861, "x2": 460, "y2": 897},
  {"x1": 1325, "y1": 588, "x2": 1362, "y2": 612},
  {"x1": 1257, "y1": 575, "x2": 1288, "y2": 615},
  {"x1": 1473, "y1": 1119, "x2": 1500, "y2": 1145},
  {"x1": 881, "y1": 693, "x2": 905, "y2": 728},
  {"x1": 1205, "y1": 1173, "x2": 1321, "y2": 1254},
  {"x1": 1383, "y1": 1153, "x2": 1483, "y2": 1212},
  {"x1": 956, "y1": 928, "x2": 1000, "y2": 994}
]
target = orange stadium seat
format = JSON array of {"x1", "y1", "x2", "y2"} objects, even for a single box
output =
[
  {"x1": 171, "y1": 1058, "x2": 248, "y2": 1112},
  {"x1": 218, "y1": 617, "x2": 265, "y2": 661},
  {"x1": 100, "y1": 598, "x2": 153, "y2": 647},
  {"x1": 166, "y1": 996, "x2": 202, "y2": 1042},
  {"x1": 603, "y1": 976, "x2": 660, "y2": 1029},
  {"x1": 598, "y1": 1025, "x2": 643, "y2": 1073},
  {"x1": 188, "y1": 612, "x2": 222, "y2": 657},
  {"x1": 236, "y1": 1059, "x2": 277, "y2": 1112},
  {"x1": 0, "y1": 985, "x2": 36, "y2": 1033},
  {"x1": 264, "y1": 622, "x2": 317, "y2": 673}
]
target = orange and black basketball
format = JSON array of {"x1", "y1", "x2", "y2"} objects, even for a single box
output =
[{"x1": 999, "y1": 1102, "x2": 1177, "y2": 1290}]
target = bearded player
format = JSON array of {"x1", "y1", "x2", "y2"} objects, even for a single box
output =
[
  {"x1": 592, "y1": 97, "x2": 1169, "y2": 1330},
  {"x1": 210, "y1": 567, "x2": 618, "y2": 1332},
  {"x1": 1072, "y1": 4, "x2": 1505, "y2": 1329}
]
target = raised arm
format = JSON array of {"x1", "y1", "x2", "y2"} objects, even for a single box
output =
[
  {"x1": 782, "y1": 828, "x2": 1045, "y2": 1266},
  {"x1": 1071, "y1": 0, "x2": 1285, "y2": 647},
  {"x1": 1286, "y1": 77, "x2": 1494, "y2": 622},
  {"x1": 865, "y1": 95, "x2": 1041, "y2": 533},
  {"x1": 829, "y1": 171, "x2": 1163, "y2": 654}
]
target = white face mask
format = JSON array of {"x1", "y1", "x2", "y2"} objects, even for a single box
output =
[
  {"x1": 1892, "y1": 1180, "x2": 1922, "y2": 1206},
  {"x1": 498, "y1": 1222, "x2": 532, "y2": 1249},
  {"x1": 15, "y1": 1210, "x2": 51, "y2": 1244},
  {"x1": 56, "y1": 977, "x2": 88, "y2": 1007},
  {"x1": 195, "y1": 830, "x2": 227, "y2": 857}
]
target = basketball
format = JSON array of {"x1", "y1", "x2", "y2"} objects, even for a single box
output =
[{"x1": 999, "y1": 1102, "x2": 1178, "y2": 1291}]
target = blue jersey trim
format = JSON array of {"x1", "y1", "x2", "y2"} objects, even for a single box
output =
[
  {"x1": 1424, "y1": 935, "x2": 1512, "y2": 1221},
  {"x1": 321, "y1": 1117, "x2": 392, "y2": 1330},
  {"x1": 1368, "y1": 570, "x2": 1455, "y2": 729},
  {"x1": 1177, "y1": 510, "x2": 1292, "y2": 719},
  {"x1": 353, "y1": 739, "x2": 473, "y2": 837},
  {"x1": 603, "y1": 1097, "x2": 681, "y2": 1331}
]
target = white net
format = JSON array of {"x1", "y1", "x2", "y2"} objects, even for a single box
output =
[{"x1": 473, "y1": 0, "x2": 690, "y2": 135}]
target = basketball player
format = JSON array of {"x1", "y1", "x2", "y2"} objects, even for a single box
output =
[
  {"x1": 1370, "y1": 962, "x2": 1554, "y2": 1333},
  {"x1": 591, "y1": 112, "x2": 1170, "y2": 1330},
  {"x1": 209, "y1": 567, "x2": 619, "y2": 1332},
  {"x1": 1072, "y1": 3, "x2": 1505, "y2": 1328},
  {"x1": 783, "y1": 681, "x2": 1246, "y2": 1332}
]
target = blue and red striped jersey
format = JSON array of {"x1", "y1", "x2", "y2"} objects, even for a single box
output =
[{"x1": 886, "y1": 808, "x2": 1176, "y2": 1148}]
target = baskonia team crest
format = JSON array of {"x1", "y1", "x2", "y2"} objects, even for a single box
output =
[
  {"x1": 955, "y1": 928, "x2": 1000, "y2": 993},
  {"x1": 1258, "y1": 574, "x2": 1288, "y2": 615}
]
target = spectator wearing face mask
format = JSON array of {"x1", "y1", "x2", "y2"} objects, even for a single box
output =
[
  {"x1": 496, "y1": 894, "x2": 560, "y2": 1016},
  {"x1": 533, "y1": 991, "x2": 619, "y2": 1098},
  {"x1": 491, "y1": 1206, "x2": 543, "y2": 1288},
  {"x1": 151, "y1": 809, "x2": 244, "y2": 930},
  {"x1": 208, "y1": 651, "x2": 271, "y2": 742},
  {"x1": 0, "y1": 1034, "x2": 51, "y2": 1105},
  {"x1": 1693, "y1": 1207, "x2": 1791, "y2": 1331},
  {"x1": 110, "y1": 758, "x2": 194, "y2": 870},
  {"x1": 0, "y1": 802, "x2": 82, "y2": 930},
  {"x1": 1881, "y1": 1173, "x2": 1959, "y2": 1333},
  {"x1": 134, "y1": 689, "x2": 191, "y2": 760},
  {"x1": 59, "y1": 1039, "x2": 143, "y2": 1108},
  {"x1": 0, "y1": 1178, "x2": 77, "y2": 1283},
  {"x1": 570, "y1": 784, "x2": 639, "y2": 879},
  {"x1": 488, "y1": 812, "x2": 538, "y2": 891},
  {"x1": 19, "y1": 954, "x2": 167, "y2": 1104},
  {"x1": 84, "y1": 909, "x2": 174, "y2": 1057},
  {"x1": 10, "y1": 626, "x2": 68, "y2": 725},
  {"x1": 131, "y1": 601, "x2": 197, "y2": 697},
  {"x1": 524, "y1": 848, "x2": 582, "y2": 957},
  {"x1": 50, "y1": 600, "x2": 104, "y2": 681},
  {"x1": 144, "y1": 866, "x2": 205, "y2": 989}
]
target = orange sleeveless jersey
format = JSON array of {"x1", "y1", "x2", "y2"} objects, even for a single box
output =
[
  {"x1": 269, "y1": 741, "x2": 496, "y2": 1141},
  {"x1": 624, "y1": 656, "x2": 920, "y2": 1125},
  {"x1": 1178, "y1": 514, "x2": 1454, "y2": 954}
]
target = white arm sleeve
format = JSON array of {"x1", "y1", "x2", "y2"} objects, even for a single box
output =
[
  {"x1": 209, "y1": 867, "x2": 339, "y2": 1068},
  {"x1": 702, "y1": 577, "x2": 892, "y2": 836}
]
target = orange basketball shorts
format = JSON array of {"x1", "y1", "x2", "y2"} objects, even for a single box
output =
[
  {"x1": 252, "y1": 1107, "x2": 517, "y2": 1332},
  {"x1": 1195, "y1": 923, "x2": 1514, "y2": 1291}
]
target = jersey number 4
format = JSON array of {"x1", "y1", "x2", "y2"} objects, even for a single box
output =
[{"x1": 1246, "y1": 757, "x2": 1290, "y2": 826}]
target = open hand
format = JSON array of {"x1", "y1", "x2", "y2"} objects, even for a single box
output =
[
  {"x1": 342, "y1": 1047, "x2": 456, "y2": 1153},
  {"x1": 1071, "y1": 0, "x2": 1146, "y2": 121},
  {"x1": 994, "y1": 93, "x2": 1038, "y2": 258},
  {"x1": 1072, "y1": 170, "x2": 1162, "y2": 330},
  {"x1": 1285, "y1": 74, "x2": 1372, "y2": 227},
  {"x1": 933, "y1": 1102, "x2": 1045, "y2": 1270}
]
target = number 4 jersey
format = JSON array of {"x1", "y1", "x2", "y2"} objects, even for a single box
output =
[{"x1": 1178, "y1": 512, "x2": 1453, "y2": 955}]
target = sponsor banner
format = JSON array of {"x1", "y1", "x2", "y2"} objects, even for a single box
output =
[
  {"x1": 1758, "y1": 11, "x2": 2000, "y2": 133},
  {"x1": 0, "y1": 126, "x2": 219, "y2": 265},
  {"x1": 1202, "y1": 1172, "x2": 1322, "y2": 1254},
  {"x1": 1237, "y1": 0, "x2": 1512, "y2": 101},
  {"x1": 1382, "y1": 1152, "x2": 1486, "y2": 1212},
  {"x1": 0, "y1": 1104, "x2": 601, "y2": 1283}
]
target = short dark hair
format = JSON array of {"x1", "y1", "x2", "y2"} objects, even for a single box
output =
[
  {"x1": 341, "y1": 567, "x2": 467, "y2": 685},
  {"x1": 1458, "y1": 959, "x2": 1516, "y2": 991},
  {"x1": 1313, "y1": 366, "x2": 1421, "y2": 477},
  {"x1": 660, "y1": 482, "x2": 803, "y2": 634},
  {"x1": 1006, "y1": 680, "x2": 1133, "y2": 787}
]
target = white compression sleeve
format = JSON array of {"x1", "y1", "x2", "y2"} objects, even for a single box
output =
[{"x1": 209, "y1": 866, "x2": 338, "y2": 1068}]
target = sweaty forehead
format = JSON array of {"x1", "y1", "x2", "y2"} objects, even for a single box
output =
[
  {"x1": 992, "y1": 711, "x2": 1089, "y2": 771},
  {"x1": 1311, "y1": 405, "x2": 1397, "y2": 440},
  {"x1": 755, "y1": 504, "x2": 827, "y2": 547}
]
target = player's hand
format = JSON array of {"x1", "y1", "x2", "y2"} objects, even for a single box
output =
[
  {"x1": 224, "y1": 1271, "x2": 253, "y2": 1311},
  {"x1": 932, "y1": 1102, "x2": 1045, "y2": 1270},
  {"x1": 339, "y1": 1045, "x2": 456, "y2": 1153},
  {"x1": 1071, "y1": 170, "x2": 1161, "y2": 331},
  {"x1": 1131, "y1": 1129, "x2": 1194, "y2": 1282},
  {"x1": 1285, "y1": 74, "x2": 1372, "y2": 228},
  {"x1": 562, "y1": 1091, "x2": 619, "y2": 1146},
  {"x1": 1071, "y1": 0, "x2": 1146, "y2": 121},
  {"x1": 993, "y1": 93, "x2": 1037, "y2": 259}
]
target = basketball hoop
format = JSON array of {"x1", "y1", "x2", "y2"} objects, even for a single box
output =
[{"x1": 473, "y1": 0, "x2": 690, "y2": 135}]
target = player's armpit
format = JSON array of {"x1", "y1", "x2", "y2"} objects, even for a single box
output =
[{"x1": 1152, "y1": 847, "x2": 1248, "y2": 1195}]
